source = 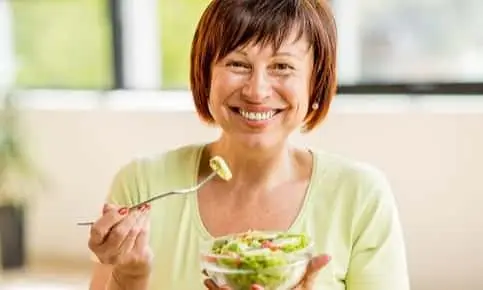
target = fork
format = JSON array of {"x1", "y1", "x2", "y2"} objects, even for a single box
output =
[{"x1": 76, "y1": 171, "x2": 217, "y2": 226}]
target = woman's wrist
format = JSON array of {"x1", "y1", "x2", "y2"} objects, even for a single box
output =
[{"x1": 109, "y1": 266, "x2": 151, "y2": 290}]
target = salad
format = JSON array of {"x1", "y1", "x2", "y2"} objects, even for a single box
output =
[
  {"x1": 203, "y1": 231, "x2": 312, "y2": 290},
  {"x1": 209, "y1": 156, "x2": 233, "y2": 181}
]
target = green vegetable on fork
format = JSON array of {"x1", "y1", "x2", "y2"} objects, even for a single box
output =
[{"x1": 210, "y1": 156, "x2": 233, "y2": 181}]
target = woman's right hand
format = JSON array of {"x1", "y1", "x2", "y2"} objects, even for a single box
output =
[{"x1": 88, "y1": 203, "x2": 153, "y2": 278}]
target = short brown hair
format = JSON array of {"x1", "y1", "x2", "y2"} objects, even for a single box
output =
[{"x1": 190, "y1": 0, "x2": 337, "y2": 132}]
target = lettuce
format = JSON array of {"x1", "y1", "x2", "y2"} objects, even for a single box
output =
[{"x1": 207, "y1": 232, "x2": 311, "y2": 290}]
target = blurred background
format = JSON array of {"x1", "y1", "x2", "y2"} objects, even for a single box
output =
[{"x1": 0, "y1": 0, "x2": 482, "y2": 289}]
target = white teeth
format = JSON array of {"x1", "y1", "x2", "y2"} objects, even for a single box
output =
[{"x1": 239, "y1": 109, "x2": 276, "y2": 121}]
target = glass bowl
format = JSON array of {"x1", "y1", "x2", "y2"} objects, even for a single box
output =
[{"x1": 200, "y1": 231, "x2": 313, "y2": 290}]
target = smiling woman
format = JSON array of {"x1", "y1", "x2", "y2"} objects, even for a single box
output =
[
  {"x1": 190, "y1": 0, "x2": 337, "y2": 133},
  {"x1": 86, "y1": 1, "x2": 410, "y2": 290}
]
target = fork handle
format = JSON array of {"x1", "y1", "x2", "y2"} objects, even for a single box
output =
[
  {"x1": 77, "y1": 172, "x2": 218, "y2": 226},
  {"x1": 129, "y1": 190, "x2": 184, "y2": 209},
  {"x1": 130, "y1": 171, "x2": 216, "y2": 209},
  {"x1": 76, "y1": 191, "x2": 181, "y2": 226}
]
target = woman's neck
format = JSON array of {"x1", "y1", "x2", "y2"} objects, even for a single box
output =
[{"x1": 205, "y1": 135, "x2": 299, "y2": 190}]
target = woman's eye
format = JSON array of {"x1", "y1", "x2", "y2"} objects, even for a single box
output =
[
  {"x1": 273, "y1": 63, "x2": 293, "y2": 71},
  {"x1": 226, "y1": 61, "x2": 249, "y2": 69}
]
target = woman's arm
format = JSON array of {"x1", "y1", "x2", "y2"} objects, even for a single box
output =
[
  {"x1": 89, "y1": 263, "x2": 150, "y2": 290},
  {"x1": 346, "y1": 169, "x2": 410, "y2": 290},
  {"x1": 108, "y1": 267, "x2": 150, "y2": 290},
  {"x1": 89, "y1": 263, "x2": 112, "y2": 290},
  {"x1": 89, "y1": 159, "x2": 152, "y2": 290}
]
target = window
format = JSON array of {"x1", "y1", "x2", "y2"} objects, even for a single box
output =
[
  {"x1": 155, "y1": 0, "x2": 483, "y2": 94},
  {"x1": 336, "y1": 0, "x2": 483, "y2": 85},
  {"x1": 3, "y1": 0, "x2": 481, "y2": 94},
  {"x1": 9, "y1": 0, "x2": 113, "y2": 89},
  {"x1": 159, "y1": 0, "x2": 209, "y2": 89}
]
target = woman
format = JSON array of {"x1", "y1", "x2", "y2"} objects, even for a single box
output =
[{"x1": 88, "y1": 0, "x2": 410, "y2": 289}]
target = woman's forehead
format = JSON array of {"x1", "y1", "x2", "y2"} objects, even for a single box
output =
[{"x1": 231, "y1": 32, "x2": 311, "y2": 57}]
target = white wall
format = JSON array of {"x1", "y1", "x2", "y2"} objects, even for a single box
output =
[{"x1": 16, "y1": 91, "x2": 483, "y2": 289}]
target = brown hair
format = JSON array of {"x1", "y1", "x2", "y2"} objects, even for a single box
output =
[{"x1": 190, "y1": 0, "x2": 337, "y2": 132}]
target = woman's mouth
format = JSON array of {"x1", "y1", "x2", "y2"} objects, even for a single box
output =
[{"x1": 230, "y1": 107, "x2": 282, "y2": 122}]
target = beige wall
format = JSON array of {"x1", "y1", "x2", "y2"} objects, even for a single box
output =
[{"x1": 17, "y1": 93, "x2": 483, "y2": 289}]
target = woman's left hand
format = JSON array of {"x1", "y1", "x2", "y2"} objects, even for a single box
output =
[
  {"x1": 292, "y1": 254, "x2": 331, "y2": 289},
  {"x1": 203, "y1": 254, "x2": 331, "y2": 290}
]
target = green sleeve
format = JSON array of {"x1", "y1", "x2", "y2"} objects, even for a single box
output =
[
  {"x1": 346, "y1": 170, "x2": 410, "y2": 290},
  {"x1": 89, "y1": 159, "x2": 146, "y2": 263},
  {"x1": 106, "y1": 159, "x2": 147, "y2": 207}
]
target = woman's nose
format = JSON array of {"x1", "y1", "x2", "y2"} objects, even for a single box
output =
[{"x1": 241, "y1": 70, "x2": 272, "y2": 102}]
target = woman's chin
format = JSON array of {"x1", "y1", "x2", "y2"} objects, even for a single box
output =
[{"x1": 232, "y1": 133, "x2": 285, "y2": 152}]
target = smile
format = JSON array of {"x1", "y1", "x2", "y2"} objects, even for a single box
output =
[{"x1": 238, "y1": 109, "x2": 276, "y2": 121}]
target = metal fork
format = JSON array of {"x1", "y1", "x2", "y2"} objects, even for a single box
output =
[{"x1": 76, "y1": 171, "x2": 217, "y2": 226}]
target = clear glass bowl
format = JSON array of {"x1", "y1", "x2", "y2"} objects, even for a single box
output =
[{"x1": 200, "y1": 231, "x2": 313, "y2": 290}]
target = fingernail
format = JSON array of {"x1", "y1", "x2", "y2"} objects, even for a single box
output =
[
  {"x1": 322, "y1": 254, "x2": 332, "y2": 264},
  {"x1": 118, "y1": 207, "x2": 129, "y2": 215},
  {"x1": 138, "y1": 204, "x2": 151, "y2": 212},
  {"x1": 102, "y1": 204, "x2": 109, "y2": 214},
  {"x1": 251, "y1": 284, "x2": 264, "y2": 290},
  {"x1": 313, "y1": 254, "x2": 331, "y2": 268}
]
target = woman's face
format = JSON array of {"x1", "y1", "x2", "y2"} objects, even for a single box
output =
[{"x1": 208, "y1": 29, "x2": 314, "y2": 149}]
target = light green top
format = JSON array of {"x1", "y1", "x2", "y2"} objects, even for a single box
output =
[{"x1": 106, "y1": 144, "x2": 410, "y2": 290}]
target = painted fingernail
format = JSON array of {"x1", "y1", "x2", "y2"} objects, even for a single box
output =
[
  {"x1": 138, "y1": 204, "x2": 151, "y2": 212},
  {"x1": 251, "y1": 284, "x2": 264, "y2": 290},
  {"x1": 311, "y1": 254, "x2": 331, "y2": 268},
  {"x1": 322, "y1": 254, "x2": 332, "y2": 263},
  {"x1": 118, "y1": 207, "x2": 129, "y2": 215}
]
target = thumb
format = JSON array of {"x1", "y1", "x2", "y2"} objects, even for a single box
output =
[
  {"x1": 303, "y1": 254, "x2": 331, "y2": 285},
  {"x1": 309, "y1": 254, "x2": 331, "y2": 272}
]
